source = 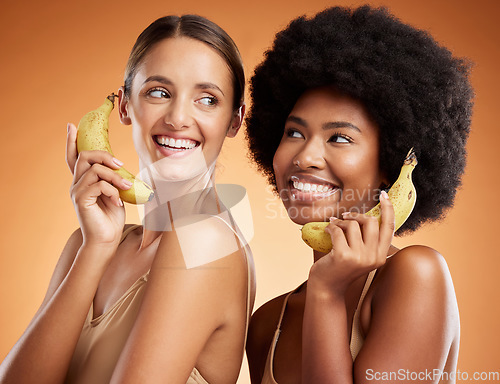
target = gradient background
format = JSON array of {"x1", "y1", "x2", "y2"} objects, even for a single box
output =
[{"x1": 1, "y1": 0, "x2": 499, "y2": 382}]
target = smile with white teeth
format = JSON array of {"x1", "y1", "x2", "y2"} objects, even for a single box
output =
[
  {"x1": 292, "y1": 180, "x2": 335, "y2": 193},
  {"x1": 155, "y1": 135, "x2": 198, "y2": 151},
  {"x1": 290, "y1": 174, "x2": 339, "y2": 195}
]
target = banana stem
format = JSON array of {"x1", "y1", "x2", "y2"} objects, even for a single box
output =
[
  {"x1": 405, "y1": 147, "x2": 418, "y2": 166},
  {"x1": 106, "y1": 93, "x2": 118, "y2": 105}
]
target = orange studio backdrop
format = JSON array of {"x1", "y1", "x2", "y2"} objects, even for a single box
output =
[{"x1": 1, "y1": 0, "x2": 499, "y2": 382}]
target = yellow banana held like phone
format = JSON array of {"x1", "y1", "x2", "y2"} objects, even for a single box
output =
[
  {"x1": 301, "y1": 148, "x2": 418, "y2": 253},
  {"x1": 76, "y1": 94, "x2": 154, "y2": 205}
]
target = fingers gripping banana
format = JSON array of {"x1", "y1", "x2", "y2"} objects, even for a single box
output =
[
  {"x1": 76, "y1": 94, "x2": 154, "y2": 204},
  {"x1": 301, "y1": 148, "x2": 418, "y2": 253}
]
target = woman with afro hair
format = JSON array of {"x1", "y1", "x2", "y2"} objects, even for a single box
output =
[{"x1": 245, "y1": 5, "x2": 473, "y2": 384}]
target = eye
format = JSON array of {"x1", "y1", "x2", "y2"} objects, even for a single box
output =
[
  {"x1": 198, "y1": 96, "x2": 218, "y2": 106},
  {"x1": 328, "y1": 132, "x2": 352, "y2": 143},
  {"x1": 285, "y1": 128, "x2": 304, "y2": 139},
  {"x1": 147, "y1": 88, "x2": 169, "y2": 99}
]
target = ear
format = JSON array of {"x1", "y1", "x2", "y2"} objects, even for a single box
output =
[
  {"x1": 226, "y1": 104, "x2": 245, "y2": 138},
  {"x1": 118, "y1": 86, "x2": 132, "y2": 125}
]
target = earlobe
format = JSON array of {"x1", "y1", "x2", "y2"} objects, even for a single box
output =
[
  {"x1": 227, "y1": 104, "x2": 246, "y2": 138},
  {"x1": 118, "y1": 87, "x2": 132, "y2": 125}
]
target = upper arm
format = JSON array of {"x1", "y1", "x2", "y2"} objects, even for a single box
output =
[
  {"x1": 354, "y1": 245, "x2": 459, "y2": 382},
  {"x1": 111, "y1": 215, "x2": 249, "y2": 383}
]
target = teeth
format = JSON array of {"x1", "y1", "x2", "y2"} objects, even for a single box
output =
[
  {"x1": 156, "y1": 136, "x2": 197, "y2": 150},
  {"x1": 158, "y1": 136, "x2": 167, "y2": 145},
  {"x1": 292, "y1": 180, "x2": 333, "y2": 193}
]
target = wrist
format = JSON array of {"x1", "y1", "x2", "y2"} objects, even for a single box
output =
[
  {"x1": 306, "y1": 276, "x2": 346, "y2": 304},
  {"x1": 80, "y1": 240, "x2": 118, "y2": 253},
  {"x1": 76, "y1": 242, "x2": 117, "y2": 269}
]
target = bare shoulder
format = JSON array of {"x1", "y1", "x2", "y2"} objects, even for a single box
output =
[
  {"x1": 157, "y1": 213, "x2": 248, "y2": 270},
  {"x1": 376, "y1": 245, "x2": 454, "y2": 291},
  {"x1": 355, "y1": 245, "x2": 459, "y2": 373},
  {"x1": 145, "y1": 214, "x2": 251, "y2": 328},
  {"x1": 368, "y1": 244, "x2": 459, "y2": 328}
]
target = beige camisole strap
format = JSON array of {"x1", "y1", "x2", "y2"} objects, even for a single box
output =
[
  {"x1": 350, "y1": 268, "x2": 377, "y2": 360},
  {"x1": 261, "y1": 284, "x2": 301, "y2": 384},
  {"x1": 261, "y1": 270, "x2": 377, "y2": 384}
]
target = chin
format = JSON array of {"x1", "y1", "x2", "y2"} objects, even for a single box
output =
[{"x1": 283, "y1": 204, "x2": 332, "y2": 225}]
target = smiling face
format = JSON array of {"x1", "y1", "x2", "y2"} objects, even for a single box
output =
[
  {"x1": 273, "y1": 86, "x2": 387, "y2": 225},
  {"x1": 119, "y1": 36, "x2": 242, "y2": 181}
]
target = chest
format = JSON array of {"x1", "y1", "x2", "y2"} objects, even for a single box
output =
[{"x1": 92, "y1": 232, "x2": 158, "y2": 320}]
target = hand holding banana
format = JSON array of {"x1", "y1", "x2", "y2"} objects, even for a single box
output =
[
  {"x1": 301, "y1": 149, "x2": 418, "y2": 253},
  {"x1": 76, "y1": 94, "x2": 154, "y2": 204}
]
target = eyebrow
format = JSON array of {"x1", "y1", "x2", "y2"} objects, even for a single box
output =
[
  {"x1": 143, "y1": 75, "x2": 225, "y2": 95},
  {"x1": 286, "y1": 115, "x2": 361, "y2": 133}
]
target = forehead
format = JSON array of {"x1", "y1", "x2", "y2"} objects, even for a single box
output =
[
  {"x1": 290, "y1": 86, "x2": 378, "y2": 131},
  {"x1": 134, "y1": 37, "x2": 233, "y2": 90}
]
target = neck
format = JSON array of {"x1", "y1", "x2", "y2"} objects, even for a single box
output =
[
  {"x1": 313, "y1": 249, "x2": 328, "y2": 263},
  {"x1": 138, "y1": 163, "x2": 219, "y2": 249}
]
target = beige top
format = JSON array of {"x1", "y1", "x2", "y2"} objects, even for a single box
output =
[
  {"x1": 66, "y1": 223, "x2": 252, "y2": 384},
  {"x1": 261, "y1": 269, "x2": 377, "y2": 384}
]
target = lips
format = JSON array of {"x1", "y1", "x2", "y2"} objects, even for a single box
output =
[
  {"x1": 289, "y1": 175, "x2": 339, "y2": 201},
  {"x1": 154, "y1": 135, "x2": 199, "y2": 151}
]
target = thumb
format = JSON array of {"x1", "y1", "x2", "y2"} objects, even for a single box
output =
[{"x1": 66, "y1": 122, "x2": 78, "y2": 174}]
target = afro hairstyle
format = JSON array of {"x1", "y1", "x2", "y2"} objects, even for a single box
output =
[{"x1": 245, "y1": 5, "x2": 474, "y2": 235}]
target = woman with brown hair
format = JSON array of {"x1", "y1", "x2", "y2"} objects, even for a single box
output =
[{"x1": 0, "y1": 15, "x2": 254, "y2": 384}]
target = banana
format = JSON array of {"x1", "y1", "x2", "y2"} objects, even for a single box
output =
[
  {"x1": 301, "y1": 148, "x2": 418, "y2": 253},
  {"x1": 76, "y1": 93, "x2": 155, "y2": 204}
]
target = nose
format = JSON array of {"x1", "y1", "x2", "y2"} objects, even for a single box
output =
[
  {"x1": 164, "y1": 97, "x2": 193, "y2": 130},
  {"x1": 293, "y1": 138, "x2": 326, "y2": 170}
]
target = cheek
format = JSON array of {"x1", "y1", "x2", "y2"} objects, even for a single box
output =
[
  {"x1": 342, "y1": 149, "x2": 379, "y2": 174},
  {"x1": 200, "y1": 123, "x2": 229, "y2": 154},
  {"x1": 198, "y1": 109, "x2": 233, "y2": 134},
  {"x1": 330, "y1": 153, "x2": 381, "y2": 196},
  {"x1": 129, "y1": 103, "x2": 155, "y2": 134},
  {"x1": 272, "y1": 145, "x2": 287, "y2": 184},
  {"x1": 131, "y1": 114, "x2": 155, "y2": 149}
]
